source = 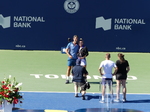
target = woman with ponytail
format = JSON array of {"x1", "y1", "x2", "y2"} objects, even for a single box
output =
[
  {"x1": 77, "y1": 38, "x2": 89, "y2": 68},
  {"x1": 115, "y1": 53, "x2": 130, "y2": 102}
]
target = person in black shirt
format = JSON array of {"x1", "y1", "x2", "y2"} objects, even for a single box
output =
[
  {"x1": 115, "y1": 53, "x2": 130, "y2": 102},
  {"x1": 77, "y1": 39, "x2": 89, "y2": 68},
  {"x1": 72, "y1": 59, "x2": 88, "y2": 100}
]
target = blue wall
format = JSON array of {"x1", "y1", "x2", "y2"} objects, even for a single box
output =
[{"x1": 0, "y1": 0, "x2": 150, "y2": 52}]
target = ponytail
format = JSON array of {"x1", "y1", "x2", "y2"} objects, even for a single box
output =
[{"x1": 118, "y1": 53, "x2": 125, "y2": 63}]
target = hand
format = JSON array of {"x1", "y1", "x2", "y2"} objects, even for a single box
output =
[
  {"x1": 100, "y1": 73, "x2": 104, "y2": 76},
  {"x1": 69, "y1": 55, "x2": 73, "y2": 59},
  {"x1": 79, "y1": 57, "x2": 84, "y2": 59},
  {"x1": 112, "y1": 73, "x2": 116, "y2": 76}
]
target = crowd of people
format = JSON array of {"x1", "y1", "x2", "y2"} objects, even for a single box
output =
[{"x1": 65, "y1": 35, "x2": 130, "y2": 102}]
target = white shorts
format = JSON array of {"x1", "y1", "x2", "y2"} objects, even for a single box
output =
[{"x1": 80, "y1": 58, "x2": 87, "y2": 66}]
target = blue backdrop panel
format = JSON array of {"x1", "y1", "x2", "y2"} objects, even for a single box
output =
[{"x1": 0, "y1": 0, "x2": 150, "y2": 52}]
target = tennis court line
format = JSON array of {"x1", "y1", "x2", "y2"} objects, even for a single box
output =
[{"x1": 21, "y1": 91, "x2": 150, "y2": 95}]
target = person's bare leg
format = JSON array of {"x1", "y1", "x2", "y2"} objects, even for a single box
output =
[
  {"x1": 74, "y1": 83, "x2": 78, "y2": 97},
  {"x1": 102, "y1": 85, "x2": 105, "y2": 101},
  {"x1": 116, "y1": 80, "x2": 121, "y2": 100},
  {"x1": 81, "y1": 90, "x2": 86, "y2": 100},
  {"x1": 81, "y1": 91, "x2": 86, "y2": 96},
  {"x1": 109, "y1": 81, "x2": 113, "y2": 100},
  {"x1": 122, "y1": 80, "x2": 127, "y2": 100},
  {"x1": 69, "y1": 68, "x2": 73, "y2": 82},
  {"x1": 66, "y1": 66, "x2": 72, "y2": 83},
  {"x1": 67, "y1": 66, "x2": 71, "y2": 77}
]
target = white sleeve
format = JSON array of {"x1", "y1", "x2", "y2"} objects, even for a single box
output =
[
  {"x1": 114, "y1": 62, "x2": 117, "y2": 68},
  {"x1": 99, "y1": 61, "x2": 103, "y2": 68}
]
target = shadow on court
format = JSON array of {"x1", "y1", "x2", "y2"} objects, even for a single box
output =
[
  {"x1": 86, "y1": 95, "x2": 100, "y2": 100},
  {"x1": 89, "y1": 81, "x2": 124, "y2": 85},
  {"x1": 16, "y1": 92, "x2": 150, "y2": 112},
  {"x1": 125, "y1": 99, "x2": 150, "y2": 103},
  {"x1": 89, "y1": 82, "x2": 99, "y2": 84}
]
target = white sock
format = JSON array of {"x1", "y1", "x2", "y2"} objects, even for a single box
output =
[
  {"x1": 75, "y1": 92, "x2": 78, "y2": 95},
  {"x1": 66, "y1": 76, "x2": 69, "y2": 80},
  {"x1": 70, "y1": 75, "x2": 73, "y2": 80},
  {"x1": 102, "y1": 95, "x2": 105, "y2": 100}
]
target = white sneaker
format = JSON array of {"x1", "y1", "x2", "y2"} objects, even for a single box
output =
[
  {"x1": 114, "y1": 99, "x2": 120, "y2": 103},
  {"x1": 122, "y1": 99, "x2": 126, "y2": 102},
  {"x1": 100, "y1": 99, "x2": 105, "y2": 103}
]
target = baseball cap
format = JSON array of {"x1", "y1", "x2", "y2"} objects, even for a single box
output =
[{"x1": 76, "y1": 58, "x2": 81, "y2": 65}]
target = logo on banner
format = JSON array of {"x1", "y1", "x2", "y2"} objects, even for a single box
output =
[
  {"x1": 96, "y1": 16, "x2": 146, "y2": 31},
  {"x1": 64, "y1": 0, "x2": 80, "y2": 14},
  {"x1": 95, "y1": 17, "x2": 112, "y2": 31},
  {"x1": 0, "y1": 14, "x2": 11, "y2": 28},
  {"x1": 0, "y1": 14, "x2": 45, "y2": 29}
]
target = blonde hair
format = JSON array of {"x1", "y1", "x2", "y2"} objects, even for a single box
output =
[
  {"x1": 105, "y1": 53, "x2": 111, "y2": 59},
  {"x1": 73, "y1": 35, "x2": 78, "y2": 38}
]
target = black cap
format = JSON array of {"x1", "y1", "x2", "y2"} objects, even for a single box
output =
[{"x1": 76, "y1": 58, "x2": 81, "y2": 65}]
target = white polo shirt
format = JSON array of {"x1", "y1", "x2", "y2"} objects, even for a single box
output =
[{"x1": 99, "y1": 60, "x2": 117, "y2": 78}]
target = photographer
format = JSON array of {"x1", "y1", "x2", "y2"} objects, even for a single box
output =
[{"x1": 72, "y1": 59, "x2": 88, "y2": 100}]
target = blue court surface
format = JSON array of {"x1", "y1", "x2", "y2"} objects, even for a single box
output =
[{"x1": 16, "y1": 92, "x2": 150, "y2": 112}]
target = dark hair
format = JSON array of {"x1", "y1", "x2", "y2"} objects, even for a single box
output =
[
  {"x1": 79, "y1": 38, "x2": 84, "y2": 43},
  {"x1": 68, "y1": 38, "x2": 71, "y2": 42},
  {"x1": 79, "y1": 38, "x2": 83, "y2": 41},
  {"x1": 118, "y1": 53, "x2": 125, "y2": 63}
]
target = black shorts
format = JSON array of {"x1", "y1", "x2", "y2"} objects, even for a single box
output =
[
  {"x1": 116, "y1": 74, "x2": 127, "y2": 80},
  {"x1": 74, "y1": 82, "x2": 86, "y2": 91}
]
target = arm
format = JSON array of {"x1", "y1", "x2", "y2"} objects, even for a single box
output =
[
  {"x1": 83, "y1": 74, "x2": 87, "y2": 77},
  {"x1": 65, "y1": 48, "x2": 72, "y2": 59},
  {"x1": 112, "y1": 63, "x2": 118, "y2": 76},
  {"x1": 83, "y1": 67, "x2": 88, "y2": 77},
  {"x1": 99, "y1": 67, "x2": 104, "y2": 76},
  {"x1": 126, "y1": 66, "x2": 130, "y2": 73},
  {"x1": 99, "y1": 62, "x2": 103, "y2": 76},
  {"x1": 113, "y1": 67, "x2": 118, "y2": 76},
  {"x1": 85, "y1": 47, "x2": 89, "y2": 57},
  {"x1": 126, "y1": 61, "x2": 130, "y2": 73}
]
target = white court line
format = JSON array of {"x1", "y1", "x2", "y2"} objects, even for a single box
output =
[{"x1": 20, "y1": 91, "x2": 150, "y2": 95}]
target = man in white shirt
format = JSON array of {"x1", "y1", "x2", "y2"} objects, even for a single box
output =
[{"x1": 99, "y1": 53, "x2": 118, "y2": 103}]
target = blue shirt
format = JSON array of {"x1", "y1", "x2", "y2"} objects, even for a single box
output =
[{"x1": 66, "y1": 42, "x2": 79, "y2": 60}]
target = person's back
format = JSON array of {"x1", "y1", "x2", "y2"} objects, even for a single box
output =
[
  {"x1": 115, "y1": 53, "x2": 130, "y2": 102},
  {"x1": 72, "y1": 65, "x2": 85, "y2": 83},
  {"x1": 72, "y1": 59, "x2": 88, "y2": 100},
  {"x1": 116, "y1": 60, "x2": 129, "y2": 75},
  {"x1": 101, "y1": 60, "x2": 116, "y2": 78},
  {"x1": 99, "y1": 53, "x2": 118, "y2": 103}
]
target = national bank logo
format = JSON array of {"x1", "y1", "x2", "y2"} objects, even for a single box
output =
[
  {"x1": 96, "y1": 16, "x2": 146, "y2": 31},
  {"x1": 95, "y1": 16, "x2": 112, "y2": 31},
  {"x1": 0, "y1": 14, "x2": 45, "y2": 29},
  {"x1": 0, "y1": 14, "x2": 11, "y2": 28}
]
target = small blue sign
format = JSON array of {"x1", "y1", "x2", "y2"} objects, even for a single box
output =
[{"x1": 61, "y1": 47, "x2": 66, "y2": 54}]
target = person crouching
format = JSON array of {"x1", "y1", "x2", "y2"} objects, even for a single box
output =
[{"x1": 72, "y1": 59, "x2": 88, "y2": 100}]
